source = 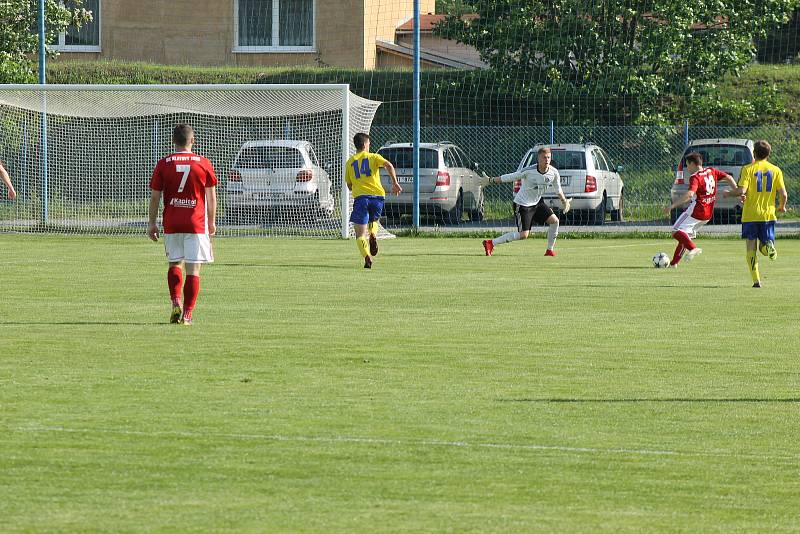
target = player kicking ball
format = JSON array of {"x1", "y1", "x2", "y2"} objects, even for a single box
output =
[
  {"x1": 344, "y1": 133, "x2": 401, "y2": 268},
  {"x1": 148, "y1": 124, "x2": 218, "y2": 324},
  {"x1": 481, "y1": 146, "x2": 570, "y2": 257},
  {"x1": 663, "y1": 152, "x2": 736, "y2": 268}
]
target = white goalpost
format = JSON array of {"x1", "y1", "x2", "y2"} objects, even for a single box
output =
[{"x1": 0, "y1": 84, "x2": 386, "y2": 239}]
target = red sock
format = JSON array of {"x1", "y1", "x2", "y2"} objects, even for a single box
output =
[
  {"x1": 183, "y1": 275, "x2": 200, "y2": 314},
  {"x1": 168, "y1": 266, "x2": 183, "y2": 305},
  {"x1": 672, "y1": 230, "x2": 696, "y2": 251},
  {"x1": 671, "y1": 243, "x2": 685, "y2": 266}
]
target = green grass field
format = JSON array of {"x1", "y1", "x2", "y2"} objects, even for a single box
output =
[{"x1": 2, "y1": 235, "x2": 799, "y2": 532}]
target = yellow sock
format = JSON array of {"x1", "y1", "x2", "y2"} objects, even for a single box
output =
[
  {"x1": 356, "y1": 236, "x2": 369, "y2": 258},
  {"x1": 746, "y1": 250, "x2": 760, "y2": 283},
  {"x1": 367, "y1": 221, "x2": 378, "y2": 235}
]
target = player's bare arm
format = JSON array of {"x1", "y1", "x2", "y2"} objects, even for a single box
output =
[
  {"x1": 383, "y1": 160, "x2": 402, "y2": 195},
  {"x1": 719, "y1": 174, "x2": 744, "y2": 203},
  {"x1": 665, "y1": 190, "x2": 694, "y2": 215},
  {"x1": 206, "y1": 186, "x2": 217, "y2": 235},
  {"x1": 0, "y1": 162, "x2": 15, "y2": 200},
  {"x1": 481, "y1": 170, "x2": 516, "y2": 186},
  {"x1": 147, "y1": 189, "x2": 162, "y2": 241},
  {"x1": 778, "y1": 187, "x2": 788, "y2": 212},
  {"x1": 724, "y1": 183, "x2": 747, "y2": 198}
]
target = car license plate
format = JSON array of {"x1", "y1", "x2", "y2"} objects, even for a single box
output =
[
  {"x1": 398, "y1": 176, "x2": 414, "y2": 183},
  {"x1": 559, "y1": 177, "x2": 570, "y2": 186},
  {"x1": 257, "y1": 192, "x2": 284, "y2": 199}
]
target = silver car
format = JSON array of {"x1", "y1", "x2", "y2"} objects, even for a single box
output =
[
  {"x1": 226, "y1": 140, "x2": 335, "y2": 221},
  {"x1": 670, "y1": 138, "x2": 753, "y2": 224},
  {"x1": 515, "y1": 143, "x2": 625, "y2": 225},
  {"x1": 377, "y1": 142, "x2": 484, "y2": 225}
]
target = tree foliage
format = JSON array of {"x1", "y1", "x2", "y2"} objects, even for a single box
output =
[
  {"x1": 756, "y1": 8, "x2": 800, "y2": 63},
  {"x1": 435, "y1": 0, "x2": 799, "y2": 121},
  {"x1": 436, "y1": 0, "x2": 475, "y2": 15},
  {"x1": 0, "y1": 0, "x2": 92, "y2": 83}
]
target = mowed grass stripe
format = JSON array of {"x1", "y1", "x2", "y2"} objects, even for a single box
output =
[{"x1": 1, "y1": 235, "x2": 799, "y2": 532}]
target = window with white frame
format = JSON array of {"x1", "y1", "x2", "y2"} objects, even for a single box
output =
[
  {"x1": 235, "y1": 0, "x2": 315, "y2": 52},
  {"x1": 52, "y1": 0, "x2": 101, "y2": 52}
]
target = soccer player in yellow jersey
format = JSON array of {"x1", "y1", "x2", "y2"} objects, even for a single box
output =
[
  {"x1": 345, "y1": 133, "x2": 402, "y2": 268},
  {"x1": 724, "y1": 140, "x2": 788, "y2": 287}
]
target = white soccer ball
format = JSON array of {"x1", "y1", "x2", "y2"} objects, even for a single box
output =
[{"x1": 652, "y1": 252, "x2": 670, "y2": 268}]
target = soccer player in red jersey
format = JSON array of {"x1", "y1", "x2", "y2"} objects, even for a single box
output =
[
  {"x1": 148, "y1": 124, "x2": 218, "y2": 325},
  {"x1": 664, "y1": 152, "x2": 736, "y2": 267},
  {"x1": 0, "y1": 160, "x2": 16, "y2": 200}
]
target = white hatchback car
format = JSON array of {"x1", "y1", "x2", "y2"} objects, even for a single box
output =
[
  {"x1": 670, "y1": 138, "x2": 753, "y2": 224},
  {"x1": 514, "y1": 143, "x2": 625, "y2": 225},
  {"x1": 226, "y1": 140, "x2": 334, "y2": 220}
]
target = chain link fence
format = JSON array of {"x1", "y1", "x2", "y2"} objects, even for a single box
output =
[
  {"x1": 370, "y1": 124, "x2": 799, "y2": 230},
  {"x1": 1, "y1": 121, "x2": 796, "y2": 235}
]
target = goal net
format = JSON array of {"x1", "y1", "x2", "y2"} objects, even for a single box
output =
[{"x1": 0, "y1": 84, "x2": 386, "y2": 238}]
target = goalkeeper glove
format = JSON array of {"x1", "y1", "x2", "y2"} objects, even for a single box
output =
[
  {"x1": 480, "y1": 172, "x2": 493, "y2": 188},
  {"x1": 562, "y1": 198, "x2": 571, "y2": 213}
]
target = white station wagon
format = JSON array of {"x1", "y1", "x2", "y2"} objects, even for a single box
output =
[
  {"x1": 514, "y1": 143, "x2": 625, "y2": 225},
  {"x1": 226, "y1": 140, "x2": 335, "y2": 221},
  {"x1": 377, "y1": 142, "x2": 484, "y2": 225}
]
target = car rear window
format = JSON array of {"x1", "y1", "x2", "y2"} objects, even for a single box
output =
[
  {"x1": 378, "y1": 148, "x2": 439, "y2": 169},
  {"x1": 526, "y1": 150, "x2": 586, "y2": 170},
  {"x1": 236, "y1": 146, "x2": 306, "y2": 169},
  {"x1": 683, "y1": 145, "x2": 752, "y2": 167}
]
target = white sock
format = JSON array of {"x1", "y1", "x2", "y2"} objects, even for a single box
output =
[
  {"x1": 547, "y1": 222, "x2": 559, "y2": 250},
  {"x1": 493, "y1": 231, "x2": 520, "y2": 245}
]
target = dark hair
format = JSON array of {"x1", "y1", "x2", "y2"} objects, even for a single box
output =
[
  {"x1": 173, "y1": 124, "x2": 194, "y2": 147},
  {"x1": 353, "y1": 133, "x2": 370, "y2": 151},
  {"x1": 685, "y1": 152, "x2": 703, "y2": 166},
  {"x1": 753, "y1": 140, "x2": 771, "y2": 160},
  {"x1": 537, "y1": 147, "x2": 551, "y2": 155}
]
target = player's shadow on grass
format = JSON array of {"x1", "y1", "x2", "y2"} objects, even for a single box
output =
[
  {"x1": 215, "y1": 262, "x2": 353, "y2": 270},
  {"x1": 0, "y1": 321, "x2": 166, "y2": 326},
  {"x1": 549, "y1": 283, "x2": 728, "y2": 289},
  {"x1": 497, "y1": 397, "x2": 800, "y2": 403},
  {"x1": 558, "y1": 265, "x2": 653, "y2": 269},
  {"x1": 401, "y1": 253, "x2": 485, "y2": 257}
]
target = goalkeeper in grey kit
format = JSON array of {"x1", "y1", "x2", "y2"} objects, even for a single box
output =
[{"x1": 482, "y1": 146, "x2": 570, "y2": 256}]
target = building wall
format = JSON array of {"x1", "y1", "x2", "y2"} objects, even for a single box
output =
[
  {"x1": 100, "y1": 0, "x2": 234, "y2": 65},
  {"x1": 362, "y1": 0, "x2": 434, "y2": 69},
  {"x1": 56, "y1": 0, "x2": 427, "y2": 69}
]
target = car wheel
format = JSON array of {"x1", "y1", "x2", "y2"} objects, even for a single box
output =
[
  {"x1": 222, "y1": 205, "x2": 247, "y2": 225},
  {"x1": 469, "y1": 191, "x2": 485, "y2": 222},
  {"x1": 592, "y1": 194, "x2": 607, "y2": 225},
  {"x1": 712, "y1": 209, "x2": 739, "y2": 225},
  {"x1": 442, "y1": 190, "x2": 464, "y2": 225},
  {"x1": 610, "y1": 191, "x2": 624, "y2": 222},
  {"x1": 308, "y1": 193, "x2": 335, "y2": 221},
  {"x1": 383, "y1": 205, "x2": 402, "y2": 227}
]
